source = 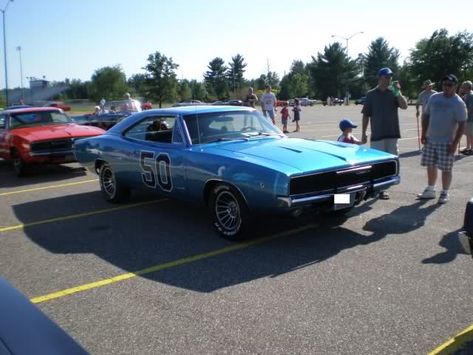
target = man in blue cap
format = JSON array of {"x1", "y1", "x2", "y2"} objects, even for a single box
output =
[{"x1": 361, "y1": 67, "x2": 408, "y2": 199}]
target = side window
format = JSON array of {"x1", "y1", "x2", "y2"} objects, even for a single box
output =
[
  {"x1": 124, "y1": 115, "x2": 176, "y2": 144},
  {"x1": 0, "y1": 115, "x2": 5, "y2": 129}
]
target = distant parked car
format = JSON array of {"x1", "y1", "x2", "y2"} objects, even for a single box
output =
[
  {"x1": 174, "y1": 100, "x2": 205, "y2": 107},
  {"x1": 355, "y1": 96, "x2": 367, "y2": 105},
  {"x1": 6, "y1": 104, "x2": 32, "y2": 110},
  {"x1": 226, "y1": 99, "x2": 244, "y2": 106},
  {"x1": 44, "y1": 101, "x2": 71, "y2": 111},
  {"x1": 211, "y1": 100, "x2": 244, "y2": 106},
  {"x1": 276, "y1": 100, "x2": 288, "y2": 107},
  {"x1": 71, "y1": 111, "x2": 129, "y2": 130},
  {"x1": 141, "y1": 101, "x2": 153, "y2": 110},
  {"x1": 0, "y1": 107, "x2": 104, "y2": 176},
  {"x1": 298, "y1": 98, "x2": 316, "y2": 106},
  {"x1": 459, "y1": 197, "x2": 473, "y2": 257},
  {"x1": 71, "y1": 99, "x2": 139, "y2": 130}
]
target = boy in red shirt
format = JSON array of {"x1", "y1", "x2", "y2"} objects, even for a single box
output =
[
  {"x1": 337, "y1": 119, "x2": 362, "y2": 144},
  {"x1": 280, "y1": 102, "x2": 290, "y2": 133}
]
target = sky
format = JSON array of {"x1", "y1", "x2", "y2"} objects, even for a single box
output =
[{"x1": 2, "y1": 0, "x2": 473, "y2": 89}]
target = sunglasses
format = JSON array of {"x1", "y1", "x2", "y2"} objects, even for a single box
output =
[{"x1": 442, "y1": 82, "x2": 455, "y2": 87}]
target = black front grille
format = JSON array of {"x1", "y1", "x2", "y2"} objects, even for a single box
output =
[
  {"x1": 290, "y1": 160, "x2": 398, "y2": 195},
  {"x1": 30, "y1": 139, "x2": 74, "y2": 153}
]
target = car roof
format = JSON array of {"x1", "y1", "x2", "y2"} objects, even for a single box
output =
[{"x1": 2, "y1": 106, "x2": 63, "y2": 114}]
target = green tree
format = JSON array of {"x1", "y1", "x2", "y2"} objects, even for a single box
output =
[
  {"x1": 128, "y1": 74, "x2": 148, "y2": 100},
  {"x1": 279, "y1": 60, "x2": 310, "y2": 99},
  {"x1": 204, "y1": 57, "x2": 229, "y2": 99},
  {"x1": 254, "y1": 72, "x2": 280, "y2": 90},
  {"x1": 227, "y1": 54, "x2": 247, "y2": 96},
  {"x1": 89, "y1": 66, "x2": 128, "y2": 102},
  {"x1": 363, "y1": 38, "x2": 400, "y2": 88},
  {"x1": 143, "y1": 51, "x2": 179, "y2": 108},
  {"x1": 64, "y1": 79, "x2": 90, "y2": 99},
  {"x1": 178, "y1": 79, "x2": 192, "y2": 102},
  {"x1": 308, "y1": 43, "x2": 359, "y2": 100},
  {"x1": 408, "y1": 29, "x2": 473, "y2": 87},
  {"x1": 189, "y1": 80, "x2": 208, "y2": 101}
]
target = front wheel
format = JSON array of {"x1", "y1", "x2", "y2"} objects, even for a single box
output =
[
  {"x1": 11, "y1": 149, "x2": 28, "y2": 177},
  {"x1": 209, "y1": 184, "x2": 250, "y2": 240},
  {"x1": 99, "y1": 163, "x2": 130, "y2": 203}
]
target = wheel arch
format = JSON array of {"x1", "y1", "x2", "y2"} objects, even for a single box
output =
[
  {"x1": 203, "y1": 179, "x2": 250, "y2": 210},
  {"x1": 94, "y1": 159, "x2": 106, "y2": 175}
]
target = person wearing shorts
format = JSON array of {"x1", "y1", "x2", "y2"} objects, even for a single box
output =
[
  {"x1": 417, "y1": 74, "x2": 466, "y2": 204},
  {"x1": 261, "y1": 85, "x2": 277, "y2": 124}
]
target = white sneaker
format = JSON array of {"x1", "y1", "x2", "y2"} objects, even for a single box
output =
[
  {"x1": 438, "y1": 192, "x2": 449, "y2": 204},
  {"x1": 417, "y1": 188, "x2": 436, "y2": 199}
]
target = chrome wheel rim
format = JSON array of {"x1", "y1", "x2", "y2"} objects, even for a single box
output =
[
  {"x1": 215, "y1": 190, "x2": 240, "y2": 233},
  {"x1": 101, "y1": 167, "x2": 116, "y2": 197}
]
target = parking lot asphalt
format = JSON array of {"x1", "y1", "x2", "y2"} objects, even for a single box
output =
[{"x1": 1, "y1": 105, "x2": 472, "y2": 354}]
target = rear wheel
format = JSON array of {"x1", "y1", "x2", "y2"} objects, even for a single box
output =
[
  {"x1": 209, "y1": 184, "x2": 250, "y2": 240},
  {"x1": 99, "y1": 163, "x2": 130, "y2": 203},
  {"x1": 11, "y1": 150, "x2": 28, "y2": 177}
]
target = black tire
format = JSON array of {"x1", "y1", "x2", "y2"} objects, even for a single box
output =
[
  {"x1": 11, "y1": 149, "x2": 28, "y2": 177},
  {"x1": 99, "y1": 163, "x2": 130, "y2": 203},
  {"x1": 209, "y1": 184, "x2": 250, "y2": 240}
]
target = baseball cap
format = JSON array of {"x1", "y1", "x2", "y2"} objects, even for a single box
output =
[
  {"x1": 441, "y1": 74, "x2": 458, "y2": 84},
  {"x1": 339, "y1": 119, "x2": 357, "y2": 131},
  {"x1": 378, "y1": 67, "x2": 393, "y2": 77},
  {"x1": 423, "y1": 79, "x2": 434, "y2": 87}
]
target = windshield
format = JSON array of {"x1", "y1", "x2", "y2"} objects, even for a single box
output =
[
  {"x1": 104, "y1": 99, "x2": 142, "y2": 113},
  {"x1": 183, "y1": 111, "x2": 283, "y2": 144},
  {"x1": 10, "y1": 111, "x2": 72, "y2": 128}
]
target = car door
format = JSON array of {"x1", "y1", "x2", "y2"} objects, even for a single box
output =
[{"x1": 120, "y1": 114, "x2": 188, "y2": 199}]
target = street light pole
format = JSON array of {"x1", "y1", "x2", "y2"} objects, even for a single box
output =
[
  {"x1": 331, "y1": 31, "x2": 364, "y2": 58},
  {"x1": 16, "y1": 45, "x2": 23, "y2": 101},
  {"x1": 331, "y1": 31, "x2": 364, "y2": 105},
  {"x1": 1, "y1": 0, "x2": 13, "y2": 106}
]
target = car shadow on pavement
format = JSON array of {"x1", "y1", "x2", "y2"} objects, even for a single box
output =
[
  {"x1": 362, "y1": 199, "x2": 440, "y2": 238},
  {"x1": 8, "y1": 191, "x2": 401, "y2": 293},
  {"x1": 422, "y1": 229, "x2": 468, "y2": 264},
  {"x1": 0, "y1": 162, "x2": 87, "y2": 188}
]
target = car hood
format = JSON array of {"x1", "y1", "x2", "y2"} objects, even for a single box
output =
[
  {"x1": 11, "y1": 124, "x2": 104, "y2": 141},
  {"x1": 200, "y1": 138, "x2": 395, "y2": 174}
]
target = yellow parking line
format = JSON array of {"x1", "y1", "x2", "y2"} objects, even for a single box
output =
[
  {"x1": 429, "y1": 323, "x2": 473, "y2": 354},
  {"x1": 0, "y1": 199, "x2": 165, "y2": 233},
  {"x1": 0, "y1": 179, "x2": 98, "y2": 196},
  {"x1": 30, "y1": 223, "x2": 318, "y2": 304}
]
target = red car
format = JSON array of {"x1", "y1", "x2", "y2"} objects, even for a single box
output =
[
  {"x1": 0, "y1": 107, "x2": 105, "y2": 176},
  {"x1": 45, "y1": 101, "x2": 71, "y2": 111}
]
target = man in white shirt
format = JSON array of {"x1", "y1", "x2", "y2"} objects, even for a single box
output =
[
  {"x1": 260, "y1": 85, "x2": 277, "y2": 124},
  {"x1": 416, "y1": 79, "x2": 437, "y2": 119}
]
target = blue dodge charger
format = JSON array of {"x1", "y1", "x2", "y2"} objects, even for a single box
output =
[{"x1": 73, "y1": 105, "x2": 400, "y2": 239}]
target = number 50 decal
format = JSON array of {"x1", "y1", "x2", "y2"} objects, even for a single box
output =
[{"x1": 140, "y1": 151, "x2": 173, "y2": 192}]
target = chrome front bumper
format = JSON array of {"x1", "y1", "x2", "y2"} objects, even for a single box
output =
[{"x1": 277, "y1": 175, "x2": 400, "y2": 208}]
